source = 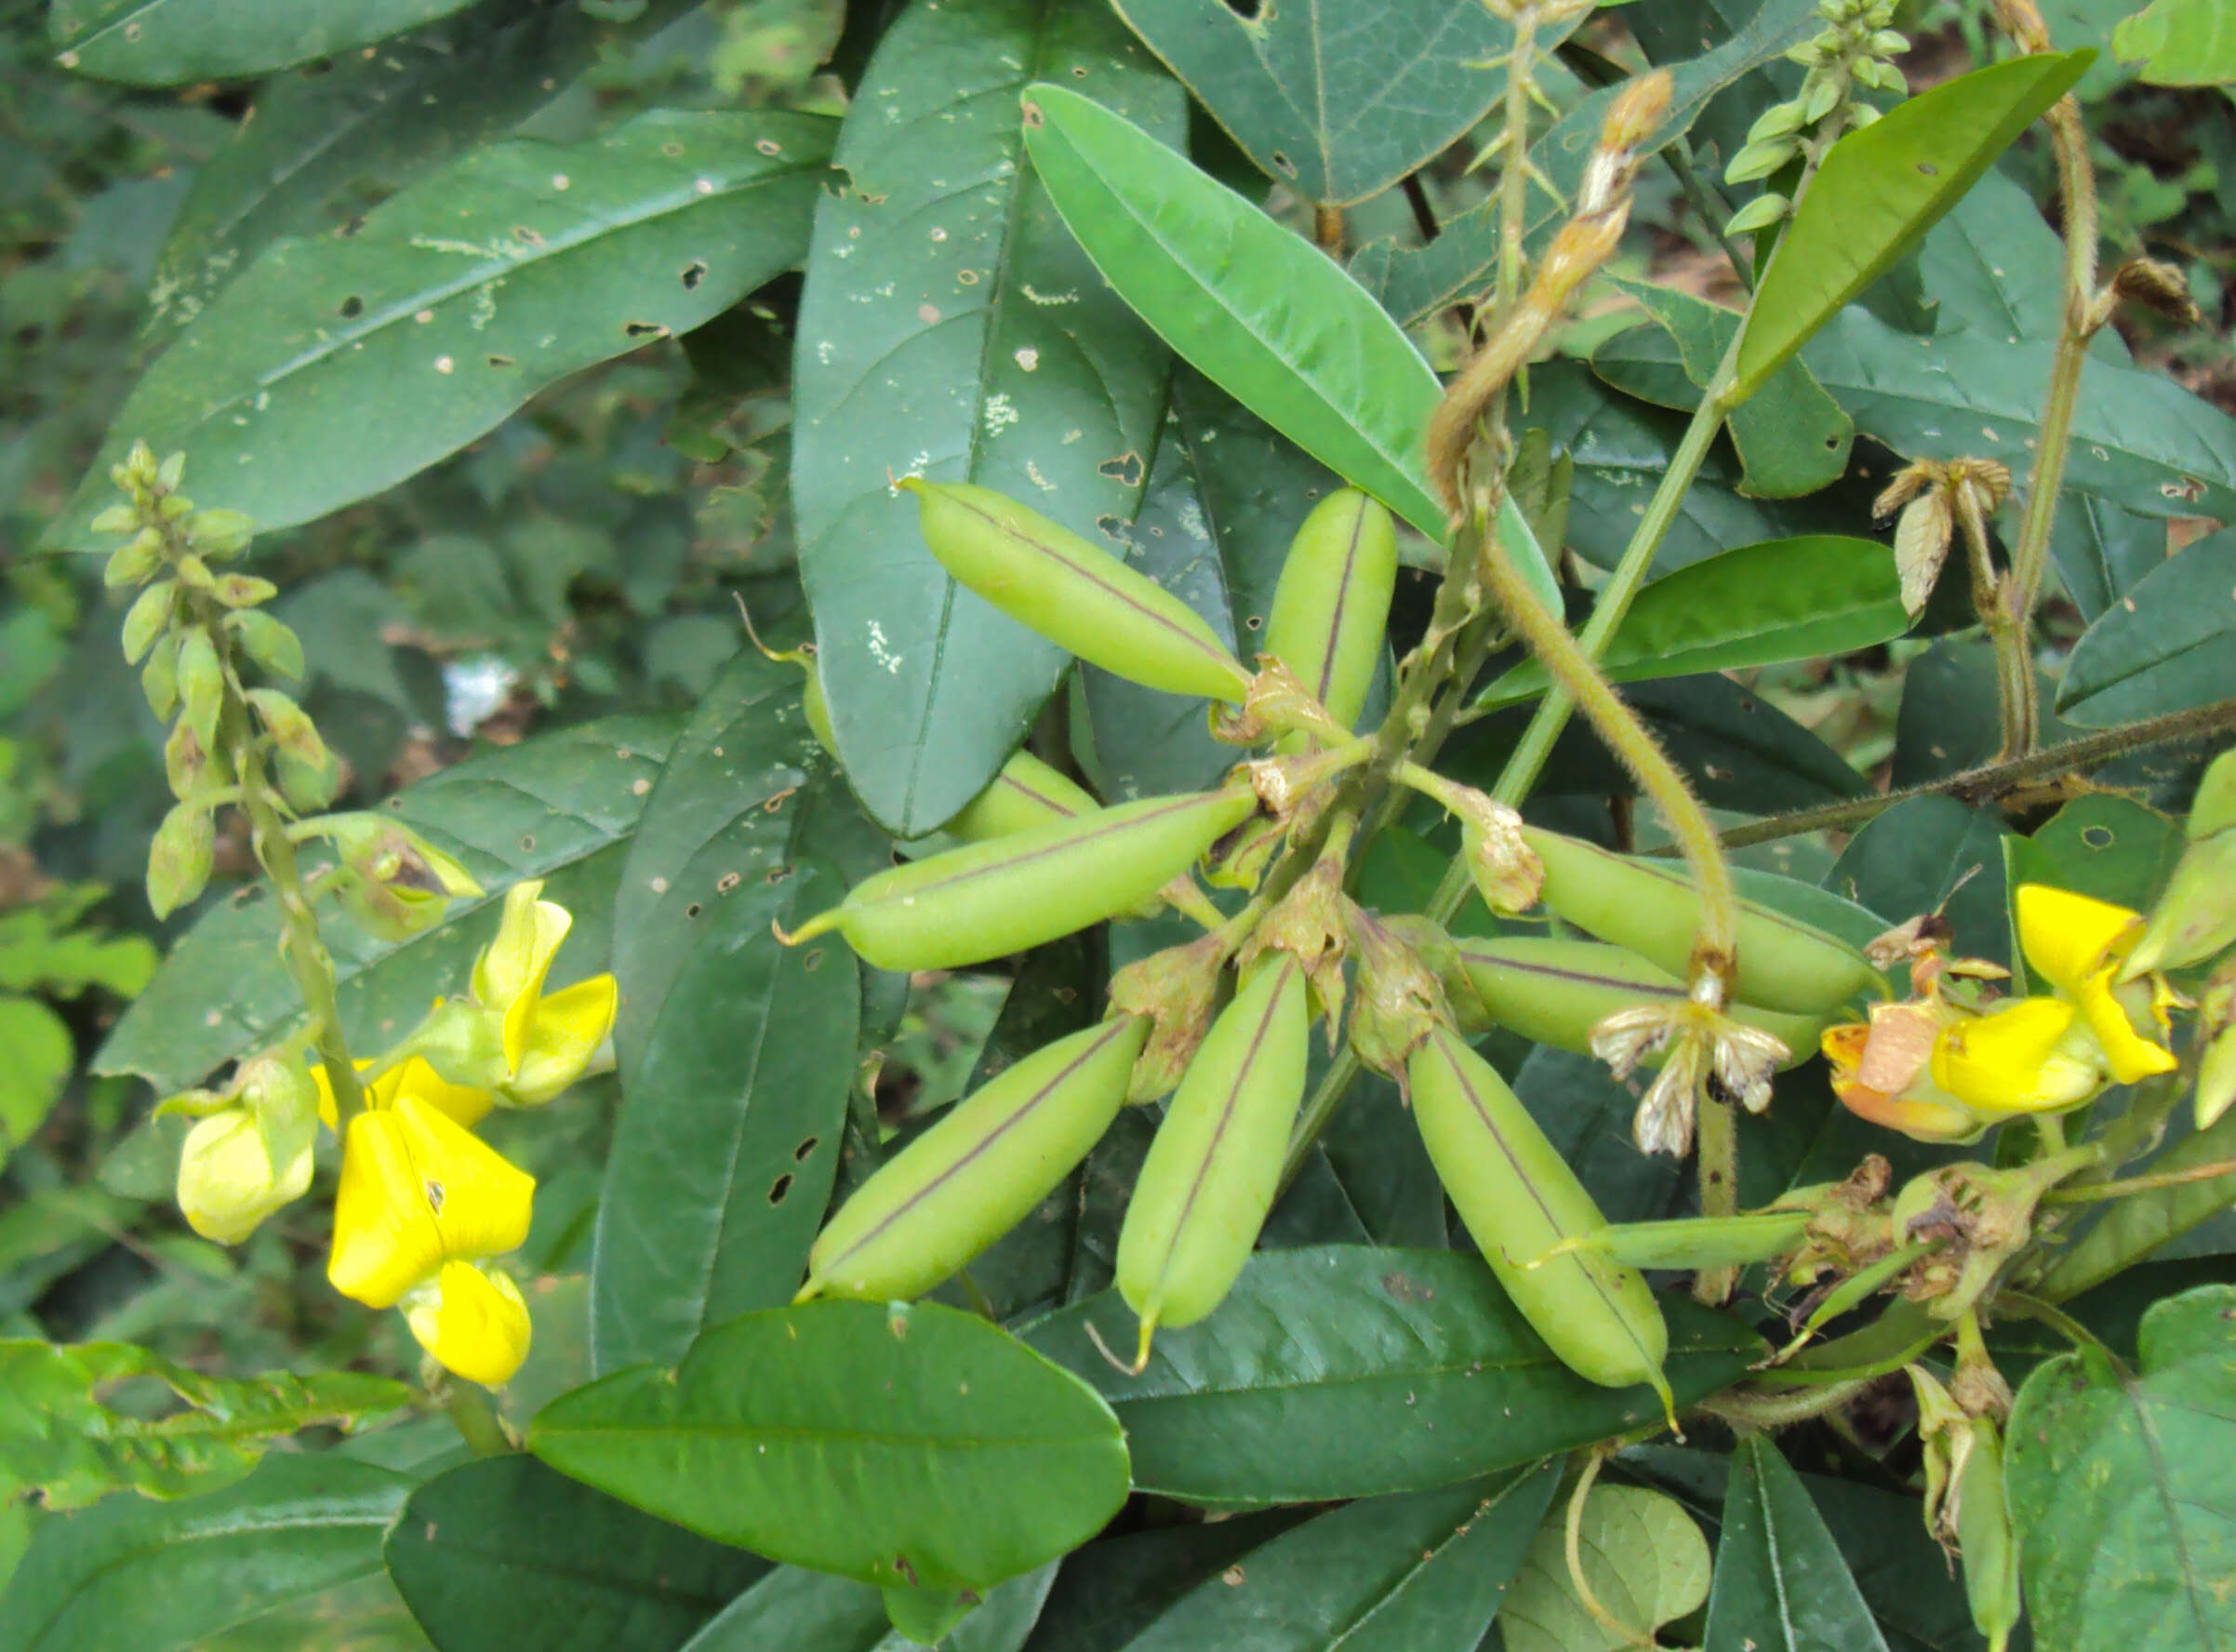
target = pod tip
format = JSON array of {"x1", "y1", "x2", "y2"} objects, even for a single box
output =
[
  {"x1": 1133, "y1": 1314, "x2": 1156, "y2": 1376},
  {"x1": 894, "y1": 473, "x2": 927, "y2": 500},
  {"x1": 774, "y1": 908, "x2": 841, "y2": 949},
  {"x1": 1652, "y1": 1372, "x2": 1681, "y2": 1439}
]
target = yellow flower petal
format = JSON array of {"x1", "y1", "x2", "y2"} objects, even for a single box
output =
[
  {"x1": 176, "y1": 1111, "x2": 313, "y2": 1244},
  {"x1": 1830, "y1": 1074, "x2": 1988, "y2": 1144},
  {"x1": 503, "y1": 974, "x2": 618, "y2": 1105},
  {"x1": 473, "y1": 883, "x2": 572, "y2": 1061},
  {"x1": 2074, "y1": 964, "x2": 2180, "y2": 1085},
  {"x1": 390, "y1": 1054, "x2": 496, "y2": 1128},
  {"x1": 1930, "y1": 997, "x2": 2102, "y2": 1117},
  {"x1": 2016, "y1": 884, "x2": 2143, "y2": 999},
  {"x1": 328, "y1": 1097, "x2": 534, "y2": 1308},
  {"x1": 406, "y1": 1260, "x2": 531, "y2": 1386}
]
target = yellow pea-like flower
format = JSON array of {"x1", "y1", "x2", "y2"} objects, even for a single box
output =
[
  {"x1": 469, "y1": 880, "x2": 618, "y2": 1104},
  {"x1": 315, "y1": 1055, "x2": 495, "y2": 1130},
  {"x1": 328, "y1": 1095, "x2": 534, "y2": 1309},
  {"x1": 1929, "y1": 997, "x2": 2103, "y2": 1117},
  {"x1": 404, "y1": 1259, "x2": 533, "y2": 1386},
  {"x1": 2014, "y1": 884, "x2": 2176, "y2": 1085}
]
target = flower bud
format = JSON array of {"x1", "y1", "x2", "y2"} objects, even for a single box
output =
[
  {"x1": 246, "y1": 687, "x2": 329, "y2": 771},
  {"x1": 189, "y1": 507, "x2": 257, "y2": 560},
  {"x1": 227, "y1": 610, "x2": 305, "y2": 683},
  {"x1": 176, "y1": 1107, "x2": 313, "y2": 1245},
  {"x1": 121, "y1": 581, "x2": 175, "y2": 664},
  {"x1": 214, "y1": 573, "x2": 278, "y2": 609},
  {"x1": 233, "y1": 1051, "x2": 321, "y2": 1172},
  {"x1": 104, "y1": 528, "x2": 166, "y2": 589},
  {"x1": 405, "y1": 1261, "x2": 532, "y2": 1387},
  {"x1": 320, "y1": 813, "x2": 483, "y2": 943},
  {"x1": 142, "y1": 634, "x2": 180, "y2": 720},
  {"x1": 176, "y1": 629, "x2": 224, "y2": 749},
  {"x1": 148, "y1": 801, "x2": 215, "y2": 919}
]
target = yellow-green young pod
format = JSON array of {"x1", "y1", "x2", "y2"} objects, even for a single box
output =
[
  {"x1": 1407, "y1": 1025, "x2": 1670, "y2": 1402},
  {"x1": 800, "y1": 659, "x2": 837, "y2": 753},
  {"x1": 800, "y1": 1016, "x2": 1149, "y2": 1302},
  {"x1": 1116, "y1": 956, "x2": 1309, "y2": 1360},
  {"x1": 1263, "y1": 489, "x2": 1397, "y2": 738},
  {"x1": 943, "y1": 749, "x2": 1098, "y2": 843},
  {"x1": 902, "y1": 478, "x2": 1252, "y2": 702},
  {"x1": 788, "y1": 786, "x2": 1257, "y2": 972},
  {"x1": 1521, "y1": 826, "x2": 1877, "y2": 1016},
  {"x1": 1957, "y1": 1418, "x2": 2019, "y2": 1652},
  {"x1": 1457, "y1": 937, "x2": 1826, "y2": 1068}
]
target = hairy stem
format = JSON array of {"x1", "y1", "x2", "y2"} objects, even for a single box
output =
[{"x1": 1695, "y1": 1098, "x2": 1740, "y2": 1305}]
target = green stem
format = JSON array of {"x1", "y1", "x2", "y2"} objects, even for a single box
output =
[
  {"x1": 441, "y1": 1383, "x2": 515, "y2": 1456},
  {"x1": 1694, "y1": 1099, "x2": 1739, "y2": 1305},
  {"x1": 1955, "y1": 480, "x2": 2039, "y2": 763},
  {"x1": 2042, "y1": 1155, "x2": 2236, "y2": 1206}
]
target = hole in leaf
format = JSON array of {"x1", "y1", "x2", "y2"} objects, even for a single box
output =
[
  {"x1": 487, "y1": 354, "x2": 515, "y2": 368},
  {"x1": 1269, "y1": 149, "x2": 1297, "y2": 177},
  {"x1": 1224, "y1": 0, "x2": 1263, "y2": 17},
  {"x1": 2082, "y1": 824, "x2": 2115, "y2": 849},
  {"x1": 624, "y1": 321, "x2": 670, "y2": 340},
  {"x1": 1244, "y1": 614, "x2": 1263, "y2": 631},
  {"x1": 794, "y1": 1136, "x2": 819, "y2": 1161},
  {"x1": 681, "y1": 260, "x2": 707, "y2": 290},
  {"x1": 339, "y1": 294, "x2": 365, "y2": 319},
  {"x1": 768, "y1": 1172, "x2": 794, "y2": 1205},
  {"x1": 1916, "y1": 161, "x2": 1939, "y2": 177},
  {"x1": 520, "y1": 833, "x2": 536, "y2": 851},
  {"x1": 685, "y1": 901, "x2": 703, "y2": 918},
  {"x1": 717, "y1": 871, "x2": 742, "y2": 893}
]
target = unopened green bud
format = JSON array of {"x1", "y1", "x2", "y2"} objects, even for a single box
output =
[
  {"x1": 1870, "y1": 28, "x2": 1910, "y2": 55},
  {"x1": 246, "y1": 688, "x2": 330, "y2": 771},
  {"x1": 1747, "y1": 100, "x2": 1809, "y2": 143},
  {"x1": 155, "y1": 450, "x2": 186, "y2": 491},
  {"x1": 121, "y1": 580, "x2": 175, "y2": 664},
  {"x1": 1726, "y1": 193, "x2": 1790, "y2": 235},
  {"x1": 176, "y1": 630, "x2": 224, "y2": 748},
  {"x1": 1726, "y1": 136, "x2": 1801, "y2": 185},
  {"x1": 148, "y1": 801, "x2": 215, "y2": 919},
  {"x1": 142, "y1": 634, "x2": 180, "y2": 720},
  {"x1": 164, "y1": 720, "x2": 209, "y2": 801},
  {"x1": 120, "y1": 440, "x2": 159, "y2": 487},
  {"x1": 228, "y1": 610, "x2": 305, "y2": 682},
  {"x1": 2193, "y1": 968, "x2": 2236, "y2": 1129},
  {"x1": 232, "y1": 1052, "x2": 320, "y2": 1174},
  {"x1": 1853, "y1": 58, "x2": 1907, "y2": 94},
  {"x1": 158, "y1": 493, "x2": 193, "y2": 522},
  {"x1": 214, "y1": 573, "x2": 278, "y2": 608},
  {"x1": 2126, "y1": 836, "x2": 2236, "y2": 976},
  {"x1": 2186, "y1": 750, "x2": 2236, "y2": 837},
  {"x1": 276, "y1": 746, "x2": 342, "y2": 812},
  {"x1": 173, "y1": 550, "x2": 214, "y2": 591},
  {"x1": 1803, "y1": 72, "x2": 1846, "y2": 122},
  {"x1": 104, "y1": 527, "x2": 166, "y2": 589},
  {"x1": 1848, "y1": 101, "x2": 1883, "y2": 128},
  {"x1": 89, "y1": 502, "x2": 140, "y2": 536},
  {"x1": 189, "y1": 508, "x2": 256, "y2": 559}
]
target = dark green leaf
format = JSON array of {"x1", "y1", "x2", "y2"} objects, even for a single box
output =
[
  {"x1": 1110, "y1": 0, "x2": 1549, "y2": 206},
  {"x1": 1472, "y1": 536, "x2": 1906, "y2": 711},
  {"x1": 531, "y1": 1299, "x2": 1129, "y2": 1593},
  {"x1": 1018, "y1": 1516, "x2": 1306, "y2": 1652},
  {"x1": 1022, "y1": 1247, "x2": 1762, "y2": 1505},
  {"x1": 1350, "y1": 0, "x2": 1824, "y2": 327},
  {"x1": 2007, "y1": 1286, "x2": 2236, "y2": 1650},
  {"x1": 1917, "y1": 168, "x2": 2127, "y2": 363},
  {"x1": 1806, "y1": 309, "x2": 2236, "y2": 523},
  {"x1": 0, "y1": 1340, "x2": 410, "y2": 1511},
  {"x1": 792, "y1": 5, "x2": 1181, "y2": 836},
  {"x1": 1704, "y1": 1436, "x2": 1892, "y2": 1652},
  {"x1": 1827, "y1": 795, "x2": 2014, "y2": 968},
  {"x1": 2006, "y1": 794, "x2": 2183, "y2": 924},
  {"x1": 96, "y1": 715, "x2": 678, "y2": 1095},
  {"x1": 1498, "y1": 1483, "x2": 1710, "y2": 1652},
  {"x1": 53, "y1": 111, "x2": 835, "y2": 548},
  {"x1": 2038, "y1": 1108, "x2": 2236, "y2": 1301},
  {"x1": 384, "y1": 1455, "x2": 767, "y2": 1652},
  {"x1": 50, "y1": 0, "x2": 478, "y2": 85},
  {"x1": 1593, "y1": 280, "x2": 1852, "y2": 499},
  {"x1": 2113, "y1": 0, "x2": 2236, "y2": 87},
  {"x1": 2056, "y1": 526, "x2": 2236, "y2": 726},
  {"x1": 1021, "y1": 81, "x2": 1444, "y2": 537},
  {"x1": 0, "y1": 1453, "x2": 412, "y2": 1652},
  {"x1": 1733, "y1": 52, "x2": 2093, "y2": 398},
  {"x1": 591, "y1": 863, "x2": 859, "y2": 1374},
  {"x1": 681, "y1": 1561, "x2": 1056, "y2": 1652},
  {"x1": 1098, "y1": 1462, "x2": 1558, "y2": 1650},
  {"x1": 2051, "y1": 492, "x2": 2165, "y2": 623}
]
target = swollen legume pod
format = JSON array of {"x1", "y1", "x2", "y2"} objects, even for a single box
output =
[
  {"x1": 1407, "y1": 1026, "x2": 1670, "y2": 1401},
  {"x1": 799, "y1": 1016, "x2": 1149, "y2": 1302},
  {"x1": 943, "y1": 748, "x2": 1098, "y2": 843},
  {"x1": 1457, "y1": 937, "x2": 1828, "y2": 1065},
  {"x1": 1262, "y1": 489, "x2": 1397, "y2": 737},
  {"x1": 903, "y1": 478, "x2": 1252, "y2": 702},
  {"x1": 786, "y1": 785, "x2": 1258, "y2": 972},
  {"x1": 1522, "y1": 826, "x2": 1877, "y2": 1015},
  {"x1": 1117, "y1": 955, "x2": 1309, "y2": 1360}
]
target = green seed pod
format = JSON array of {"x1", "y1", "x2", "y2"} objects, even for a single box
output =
[
  {"x1": 799, "y1": 656, "x2": 837, "y2": 753},
  {"x1": 788, "y1": 786, "x2": 1257, "y2": 972},
  {"x1": 1956, "y1": 1417, "x2": 2020, "y2": 1652},
  {"x1": 944, "y1": 749, "x2": 1098, "y2": 842},
  {"x1": 902, "y1": 478, "x2": 1251, "y2": 702},
  {"x1": 1522, "y1": 826, "x2": 1876, "y2": 1016},
  {"x1": 1407, "y1": 1025, "x2": 1670, "y2": 1403},
  {"x1": 800, "y1": 1016, "x2": 1149, "y2": 1301},
  {"x1": 1263, "y1": 489, "x2": 1397, "y2": 738},
  {"x1": 1457, "y1": 937, "x2": 1826, "y2": 1067},
  {"x1": 1117, "y1": 955, "x2": 1309, "y2": 1360}
]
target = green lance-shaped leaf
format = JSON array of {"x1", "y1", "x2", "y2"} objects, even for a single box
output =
[
  {"x1": 1733, "y1": 50, "x2": 2094, "y2": 402},
  {"x1": 1025, "y1": 1246, "x2": 1762, "y2": 1505},
  {"x1": 530, "y1": 1299, "x2": 1131, "y2": 1596},
  {"x1": 0, "y1": 1340, "x2": 412, "y2": 1511},
  {"x1": 49, "y1": 109, "x2": 834, "y2": 549},
  {"x1": 1021, "y1": 80, "x2": 1444, "y2": 539},
  {"x1": 1407, "y1": 1028, "x2": 1670, "y2": 1403},
  {"x1": 2056, "y1": 525, "x2": 2236, "y2": 727},
  {"x1": 903, "y1": 478, "x2": 1251, "y2": 702},
  {"x1": 2006, "y1": 1286, "x2": 2236, "y2": 1652},
  {"x1": 0, "y1": 1452, "x2": 413, "y2": 1652},
  {"x1": 791, "y1": 0, "x2": 1182, "y2": 838},
  {"x1": 98, "y1": 715, "x2": 677, "y2": 1097},
  {"x1": 1457, "y1": 935, "x2": 1829, "y2": 1067},
  {"x1": 384, "y1": 1456, "x2": 770, "y2": 1652},
  {"x1": 50, "y1": 0, "x2": 480, "y2": 86},
  {"x1": 1471, "y1": 535, "x2": 1909, "y2": 713},
  {"x1": 2114, "y1": 0, "x2": 2236, "y2": 87},
  {"x1": 1704, "y1": 1436, "x2": 1893, "y2": 1652},
  {"x1": 592, "y1": 866, "x2": 860, "y2": 1376},
  {"x1": 802, "y1": 1015, "x2": 1148, "y2": 1304},
  {"x1": 786, "y1": 786, "x2": 1257, "y2": 973},
  {"x1": 1523, "y1": 827, "x2": 1879, "y2": 1015},
  {"x1": 1108, "y1": 0, "x2": 1553, "y2": 207}
]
